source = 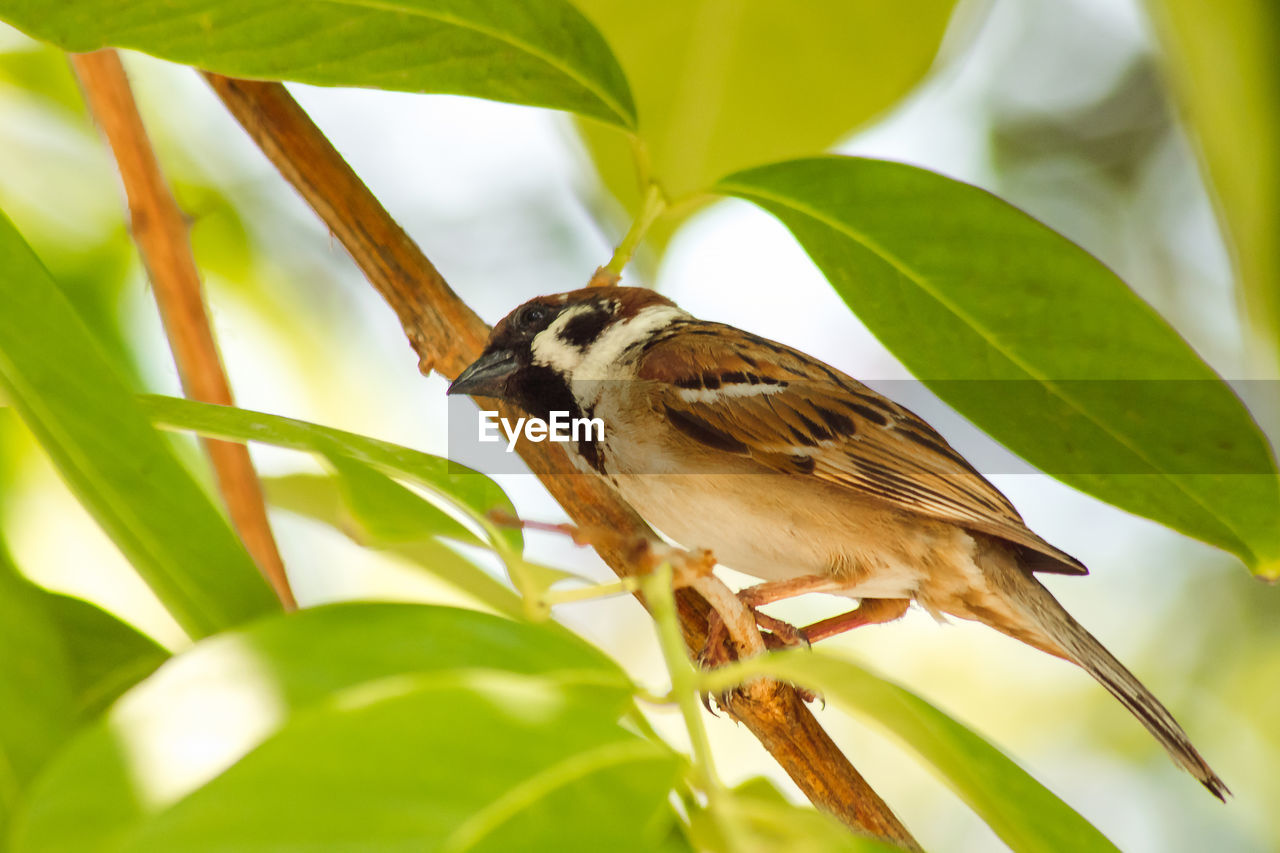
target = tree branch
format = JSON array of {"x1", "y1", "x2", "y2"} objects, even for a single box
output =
[
  {"x1": 71, "y1": 52, "x2": 295, "y2": 610},
  {"x1": 203, "y1": 72, "x2": 919, "y2": 850}
]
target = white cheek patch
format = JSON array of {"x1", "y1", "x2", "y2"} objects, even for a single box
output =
[
  {"x1": 530, "y1": 304, "x2": 595, "y2": 373},
  {"x1": 533, "y1": 304, "x2": 688, "y2": 380},
  {"x1": 576, "y1": 305, "x2": 687, "y2": 379},
  {"x1": 677, "y1": 383, "x2": 788, "y2": 403}
]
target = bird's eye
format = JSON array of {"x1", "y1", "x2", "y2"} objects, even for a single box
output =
[{"x1": 518, "y1": 305, "x2": 549, "y2": 329}]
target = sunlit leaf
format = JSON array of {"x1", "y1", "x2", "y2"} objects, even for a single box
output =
[
  {"x1": 705, "y1": 651, "x2": 1119, "y2": 853},
  {"x1": 517, "y1": 559, "x2": 595, "y2": 598},
  {"x1": 0, "y1": 41, "x2": 85, "y2": 114},
  {"x1": 718, "y1": 156, "x2": 1280, "y2": 576},
  {"x1": 688, "y1": 777, "x2": 899, "y2": 853},
  {"x1": 272, "y1": 461, "x2": 595, "y2": 616},
  {"x1": 0, "y1": 544, "x2": 167, "y2": 835},
  {"x1": 11, "y1": 604, "x2": 680, "y2": 851},
  {"x1": 173, "y1": 179, "x2": 256, "y2": 286},
  {"x1": 122, "y1": 678, "x2": 679, "y2": 852},
  {"x1": 325, "y1": 454, "x2": 482, "y2": 547},
  {"x1": 574, "y1": 0, "x2": 959, "y2": 254},
  {"x1": 138, "y1": 394, "x2": 523, "y2": 553},
  {"x1": 0, "y1": 211, "x2": 277, "y2": 636},
  {"x1": 0, "y1": 548, "x2": 74, "y2": 834},
  {"x1": 0, "y1": 0, "x2": 636, "y2": 128},
  {"x1": 264, "y1": 472, "x2": 524, "y2": 618},
  {"x1": 27, "y1": 590, "x2": 168, "y2": 722}
]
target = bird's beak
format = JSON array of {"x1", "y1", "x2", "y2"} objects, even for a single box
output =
[{"x1": 447, "y1": 349, "x2": 518, "y2": 398}]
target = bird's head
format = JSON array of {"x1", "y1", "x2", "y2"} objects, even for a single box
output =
[{"x1": 447, "y1": 286, "x2": 684, "y2": 412}]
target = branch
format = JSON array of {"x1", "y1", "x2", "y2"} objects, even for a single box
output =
[
  {"x1": 71, "y1": 52, "x2": 295, "y2": 610},
  {"x1": 203, "y1": 72, "x2": 919, "y2": 850}
]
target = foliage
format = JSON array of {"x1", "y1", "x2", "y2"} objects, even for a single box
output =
[
  {"x1": 0, "y1": 212, "x2": 277, "y2": 637},
  {"x1": 1146, "y1": 0, "x2": 1280, "y2": 369},
  {"x1": 717, "y1": 157, "x2": 1279, "y2": 573},
  {"x1": 705, "y1": 652, "x2": 1118, "y2": 853},
  {"x1": 0, "y1": 0, "x2": 635, "y2": 128},
  {"x1": 571, "y1": 0, "x2": 958, "y2": 249},
  {"x1": 0, "y1": 0, "x2": 1275, "y2": 851}
]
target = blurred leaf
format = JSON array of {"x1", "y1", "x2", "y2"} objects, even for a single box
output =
[
  {"x1": 0, "y1": 210, "x2": 277, "y2": 636},
  {"x1": 34, "y1": 590, "x2": 168, "y2": 720},
  {"x1": 125, "y1": 679, "x2": 680, "y2": 852},
  {"x1": 1146, "y1": 0, "x2": 1280, "y2": 368},
  {"x1": 324, "y1": 453, "x2": 482, "y2": 547},
  {"x1": 0, "y1": 544, "x2": 166, "y2": 835},
  {"x1": 43, "y1": 235, "x2": 142, "y2": 384},
  {"x1": 0, "y1": 547, "x2": 75, "y2": 834},
  {"x1": 264, "y1": 472, "x2": 524, "y2": 618},
  {"x1": 138, "y1": 394, "x2": 523, "y2": 553},
  {"x1": 11, "y1": 603, "x2": 681, "y2": 851},
  {"x1": 718, "y1": 156, "x2": 1280, "y2": 576},
  {"x1": 688, "y1": 776, "x2": 899, "y2": 853},
  {"x1": 573, "y1": 0, "x2": 959, "y2": 253},
  {"x1": 0, "y1": 42, "x2": 85, "y2": 114},
  {"x1": 0, "y1": 0, "x2": 636, "y2": 129},
  {"x1": 517, "y1": 559, "x2": 594, "y2": 596},
  {"x1": 706, "y1": 651, "x2": 1119, "y2": 853},
  {"x1": 173, "y1": 179, "x2": 255, "y2": 285},
  {"x1": 989, "y1": 59, "x2": 1172, "y2": 190}
]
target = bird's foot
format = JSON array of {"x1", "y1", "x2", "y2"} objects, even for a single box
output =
[{"x1": 698, "y1": 603, "x2": 816, "y2": 707}]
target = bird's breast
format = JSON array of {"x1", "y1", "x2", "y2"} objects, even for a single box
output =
[{"x1": 590, "y1": 392, "x2": 989, "y2": 606}]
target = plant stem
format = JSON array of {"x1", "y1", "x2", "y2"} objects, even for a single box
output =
[
  {"x1": 542, "y1": 578, "x2": 637, "y2": 606},
  {"x1": 640, "y1": 563, "x2": 742, "y2": 851},
  {"x1": 604, "y1": 183, "x2": 666, "y2": 276},
  {"x1": 484, "y1": 533, "x2": 541, "y2": 620},
  {"x1": 73, "y1": 52, "x2": 295, "y2": 610}
]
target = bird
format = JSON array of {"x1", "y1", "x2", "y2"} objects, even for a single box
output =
[{"x1": 447, "y1": 285, "x2": 1228, "y2": 799}]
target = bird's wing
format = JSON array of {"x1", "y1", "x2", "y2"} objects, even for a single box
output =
[{"x1": 635, "y1": 322, "x2": 1086, "y2": 575}]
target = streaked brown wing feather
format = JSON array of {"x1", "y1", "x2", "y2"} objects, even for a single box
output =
[{"x1": 637, "y1": 323, "x2": 1086, "y2": 575}]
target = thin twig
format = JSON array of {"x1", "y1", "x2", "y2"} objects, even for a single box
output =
[
  {"x1": 71, "y1": 52, "x2": 295, "y2": 610},
  {"x1": 203, "y1": 73, "x2": 919, "y2": 850},
  {"x1": 641, "y1": 562, "x2": 744, "y2": 852},
  {"x1": 601, "y1": 182, "x2": 665, "y2": 277}
]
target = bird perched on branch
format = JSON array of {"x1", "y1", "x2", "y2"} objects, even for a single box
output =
[{"x1": 448, "y1": 285, "x2": 1228, "y2": 799}]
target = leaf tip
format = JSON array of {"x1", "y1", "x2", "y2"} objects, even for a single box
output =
[{"x1": 1251, "y1": 557, "x2": 1280, "y2": 583}]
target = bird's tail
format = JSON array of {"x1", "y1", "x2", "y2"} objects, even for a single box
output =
[{"x1": 989, "y1": 566, "x2": 1229, "y2": 800}]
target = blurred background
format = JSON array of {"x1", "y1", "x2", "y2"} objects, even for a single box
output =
[{"x1": 1, "y1": 0, "x2": 1277, "y2": 850}]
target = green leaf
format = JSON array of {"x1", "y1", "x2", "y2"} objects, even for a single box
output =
[
  {"x1": 1147, "y1": 0, "x2": 1280, "y2": 369},
  {"x1": 264, "y1": 472, "x2": 525, "y2": 618},
  {"x1": 689, "y1": 777, "x2": 900, "y2": 853},
  {"x1": 325, "y1": 453, "x2": 482, "y2": 547},
  {"x1": 0, "y1": 211, "x2": 277, "y2": 636},
  {"x1": 573, "y1": 0, "x2": 959, "y2": 253},
  {"x1": 126, "y1": 679, "x2": 679, "y2": 852},
  {"x1": 0, "y1": 545, "x2": 167, "y2": 835},
  {"x1": 11, "y1": 603, "x2": 681, "y2": 851},
  {"x1": 0, "y1": 0, "x2": 636, "y2": 129},
  {"x1": 705, "y1": 651, "x2": 1119, "y2": 853},
  {"x1": 137, "y1": 394, "x2": 523, "y2": 554},
  {"x1": 0, "y1": 42, "x2": 86, "y2": 115},
  {"x1": 0, "y1": 550, "x2": 75, "y2": 835},
  {"x1": 33, "y1": 591, "x2": 169, "y2": 721},
  {"x1": 717, "y1": 156, "x2": 1280, "y2": 576}
]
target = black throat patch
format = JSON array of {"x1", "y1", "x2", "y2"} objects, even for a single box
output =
[{"x1": 508, "y1": 364, "x2": 606, "y2": 474}]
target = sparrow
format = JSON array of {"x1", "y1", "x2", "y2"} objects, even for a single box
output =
[{"x1": 448, "y1": 285, "x2": 1228, "y2": 799}]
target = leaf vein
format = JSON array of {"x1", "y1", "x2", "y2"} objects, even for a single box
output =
[{"x1": 721, "y1": 181, "x2": 1255, "y2": 556}]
